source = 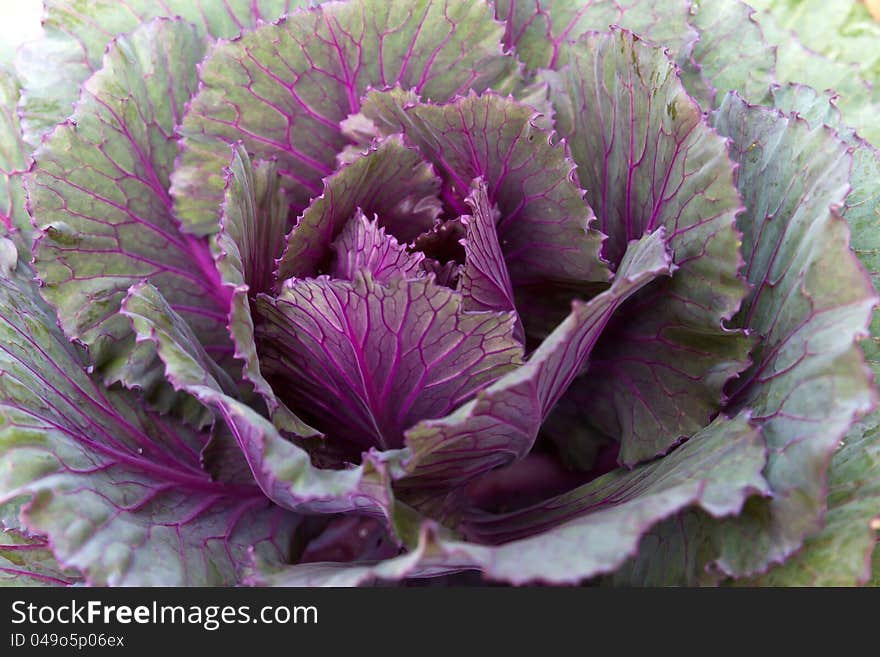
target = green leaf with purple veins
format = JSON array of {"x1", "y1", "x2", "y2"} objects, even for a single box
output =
[
  {"x1": 682, "y1": 0, "x2": 776, "y2": 107},
  {"x1": 746, "y1": 1, "x2": 880, "y2": 144},
  {"x1": 1, "y1": 0, "x2": 877, "y2": 589},
  {"x1": 712, "y1": 94, "x2": 876, "y2": 577},
  {"x1": 0, "y1": 70, "x2": 28, "y2": 246},
  {"x1": 14, "y1": 0, "x2": 304, "y2": 149},
  {"x1": 494, "y1": 0, "x2": 697, "y2": 71},
  {"x1": 26, "y1": 19, "x2": 232, "y2": 421},
  {"x1": 256, "y1": 412, "x2": 767, "y2": 585},
  {"x1": 748, "y1": 0, "x2": 880, "y2": 81},
  {"x1": 217, "y1": 145, "x2": 292, "y2": 299},
  {"x1": 0, "y1": 500, "x2": 80, "y2": 587},
  {"x1": 602, "y1": 92, "x2": 880, "y2": 584},
  {"x1": 769, "y1": 83, "x2": 880, "y2": 379},
  {"x1": 0, "y1": 531, "x2": 80, "y2": 587},
  {"x1": 172, "y1": 0, "x2": 520, "y2": 236},
  {"x1": 605, "y1": 510, "x2": 724, "y2": 586},
  {"x1": 246, "y1": 522, "x2": 452, "y2": 587},
  {"x1": 736, "y1": 416, "x2": 880, "y2": 586},
  {"x1": 543, "y1": 30, "x2": 751, "y2": 466},
  {"x1": 0, "y1": 262, "x2": 297, "y2": 586}
]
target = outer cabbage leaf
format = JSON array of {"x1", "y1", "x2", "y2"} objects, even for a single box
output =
[
  {"x1": 255, "y1": 273, "x2": 523, "y2": 452},
  {"x1": 0, "y1": 260, "x2": 297, "y2": 586},
  {"x1": 0, "y1": 531, "x2": 79, "y2": 587},
  {"x1": 769, "y1": 83, "x2": 880, "y2": 378},
  {"x1": 494, "y1": 0, "x2": 696, "y2": 70},
  {"x1": 750, "y1": 82, "x2": 880, "y2": 586},
  {"x1": 748, "y1": 0, "x2": 880, "y2": 80},
  {"x1": 598, "y1": 93, "x2": 879, "y2": 584},
  {"x1": 252, "y1": 412, "x2": 768, "y2": 585},
  {"x1": 398, "y1": 230, "x2": 671, "y2": 502},
  {"x1": 1, "y1": 499, "x2": 80, "y2": 587},
  {"x1": 247, "y1": 521, "x2": 463, "y2": 586},
  {"x1": 709, "y1": 94, "x2": 877, "y2": 576},
  {"x1": 26, "y1": 19, "x2": 232, "y2": 416},
  {"x1": 737, "y1": 417, "x2": 880, "y2": 585},
  {"x1": 603, "y1": 510, "x2": 722, "y2": 585},
  {"x1": 0, "y1": 496, "x2": 24, "y2": 531},
  {"x1": 682, "y1": 0, "x2": 880, "y2": 142},
  {"x1": 494, "y1": 0, "x2": 776, "y2": 113},
  {"x1": 0, "y1": 70, "x2": 28, "y2": 243},
  {"x1": 683, "y1": 0, "x2": 776, "y2": 106},
  {"x1": 543, "y1": 30, "x2": 751, "y2": 465},
  {"x1": 748, "y1": 1, "x2": 880, "y2": 144},
  {"x1": 769, "y1": 84, "x2": 852, "y2": 133},
  {"x1": 14, "y1": 0, "x2": 302, "y2": 148},
  {"x1": 275, "y1": 135, "x2": 441, "y2": 283},
  {"x1": 172, "y1": 0, "x2": 520, "y2": 235}
]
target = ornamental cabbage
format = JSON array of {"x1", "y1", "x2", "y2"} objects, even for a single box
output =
[{"x1": 1, "y1": 0, "x2": 879, "y2": 587}]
